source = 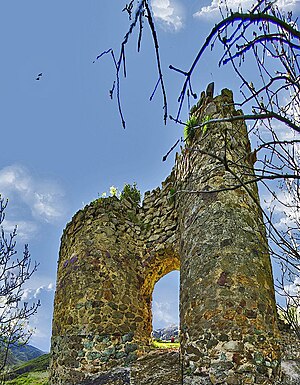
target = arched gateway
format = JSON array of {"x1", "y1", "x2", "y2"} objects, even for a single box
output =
[{"x1": 50, "y1": 89, "x2": 282, "y2": 385}]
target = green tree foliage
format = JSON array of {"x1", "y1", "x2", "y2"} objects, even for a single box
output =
[{"x1": 120, "y1": 183, "x2": 141, "y2": 207}]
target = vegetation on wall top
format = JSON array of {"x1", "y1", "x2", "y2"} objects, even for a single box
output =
[{"x1": 99, "y1": 183, "x2": 141, "y2": 207}]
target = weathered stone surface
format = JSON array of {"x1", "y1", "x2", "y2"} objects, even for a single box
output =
[
  {"x1": 275, "y1": 330, "x2": 300, "y2": 385},
  {"x1": 50, "y1": 89, "x2": 300, "y2": 385},
  {"x1": 131, "y1": 350, "x2": 181, "y2": 385},
  {"x1": 82, "y1": 368, "x2": 130, "y2": 385},
  {"x1": 280, "y1": 360, "x2": 300, "y2": 385}
]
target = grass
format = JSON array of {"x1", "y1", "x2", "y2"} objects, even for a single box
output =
[
  {"x1": 152, "y1": 341, "x2": 180, "y2": 349},
  {"x1": 10, "y1": 354, "x2": 50, "y2": 374},
  {"x1": 4, "y1": 354, "x2": 50, "y2": 385},
  {"x1": 5, "y1": 371, "x2": 48, "y2": 385}
]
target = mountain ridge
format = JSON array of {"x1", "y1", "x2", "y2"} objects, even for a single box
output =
[
  {"x1": 2, "y1": 343, "x2": 45, "y2": 367},
  {"x1": 153, "y1": 324, "x2": 179, "y2": 341}
]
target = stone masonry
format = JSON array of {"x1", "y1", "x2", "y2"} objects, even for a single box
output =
[{"x1": 50, "y1": 88, "x2": 297, "y2": 384}]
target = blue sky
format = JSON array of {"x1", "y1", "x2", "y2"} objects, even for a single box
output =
[{"x1": 0, "y1": 0, "x2": 299, "y2": 352}]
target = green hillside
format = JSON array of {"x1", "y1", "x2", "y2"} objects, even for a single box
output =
[{"x1": 4, "y1": 354, "x2": 50, "y2": 385}]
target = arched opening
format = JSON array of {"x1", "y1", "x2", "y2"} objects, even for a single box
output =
[
  {"x1": 152, "y1": 270, "x2": 180, "y2": 348},
  {"x1": 140, "y1": 251, "x2": 180, "y2": 346}
]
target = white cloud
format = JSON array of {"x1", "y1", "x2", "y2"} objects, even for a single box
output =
[
  {"x1": 194, "y1": 0, "x2": 299, "y2": 19},
  {"x1": 262, "y1": 188, "x2": 300, "y2": 230},
  {"x1": 152, "y1": 300, "x2": 178, "y2": 325},
  {"x1": 151, "y1": 0, "x2": 184, "y2": 31},
  {"x1": 275, "y1": 0, "x2": 300, "y2": 9},
  {"x1": 32, "y1": 190, "x2": 63, "y2": 221},
  {"x1": 0, "y1": 164, "x2": 66, "y2": 225},
  {"x1": 22, "y1": 283, "x2": 55, "y2": 301},
  {"x1": 3, "y1": 219, "x2": 38, "y2": 241},
  {"x1": 284, "y1": 276, "x2": 300, "y2": 297},
  {"x1": 21, "y1": 283, "x2": 55, "y2": 352},
  {"x1": 194, "y1": 0, "x2": 254, "y2": 19},
  {"x1": 47, "y1": 282, "x2": 54, "y2": 290}
]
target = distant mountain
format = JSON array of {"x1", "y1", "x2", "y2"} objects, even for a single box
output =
[
  {"x1": 2, "y1": 343, "x2": 45, "y2": 367},
  {"x1": 153, "y1": 324, "x2": 179, "y2": 341},
  {"x1": 10, "y1": 343, "x2": 44, "y2": 362}
]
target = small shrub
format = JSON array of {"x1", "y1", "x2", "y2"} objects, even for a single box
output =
[
  {"x1": 202, "y1": 115, "x2": 212, "y2": 135},
  {"x1": 120, "y1": 183, "x2": 141, "y2": 206},
  {"x1": 168, "y1": 187, "x2": 176, "y2": 204},
  {"x1": 184, "y1": 115, "x2": 198, "y2": 145}
]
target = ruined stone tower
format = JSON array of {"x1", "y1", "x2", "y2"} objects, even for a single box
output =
[{"x1": 50, "y1": 89, "x2": 282, "y2": 384}]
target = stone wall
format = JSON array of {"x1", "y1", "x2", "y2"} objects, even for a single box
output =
[
  {"x1": 176, "y1": 89, "x2": 280, "y2": 384},
  {"x1": 50, "y1": 173, "x2": 180, "y2": 384},
  {"x1": 50, "y1": 88, "x2": 298, "y2": 385},
  {"x1": 276, "y1": 326, "x2": 300, "y2": 384}
]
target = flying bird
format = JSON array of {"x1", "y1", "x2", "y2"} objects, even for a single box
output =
[{"x1": 36, "y1": 73, "x2": 43, "y2": 80}]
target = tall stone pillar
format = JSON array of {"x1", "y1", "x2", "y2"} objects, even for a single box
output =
[
  {"x1": 50, "y1": 198, "x2": 149, "y2": 385},
  {"x1": 176, "y1": 89, "x2": 280, "y2": 384}
]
